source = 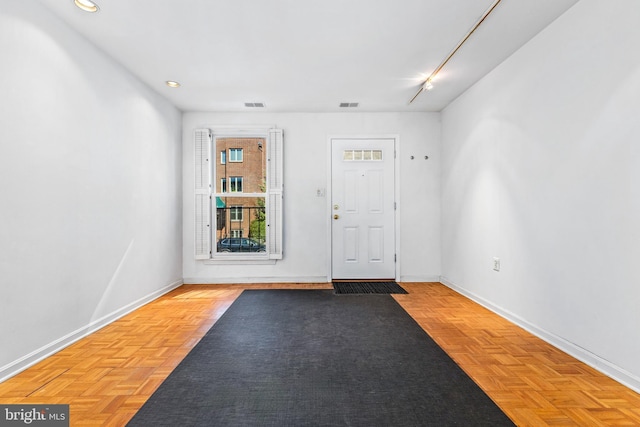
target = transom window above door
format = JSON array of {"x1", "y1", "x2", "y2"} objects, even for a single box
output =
[{"x1": 343, "y1": 149, "x2": 383, "y2": 161}]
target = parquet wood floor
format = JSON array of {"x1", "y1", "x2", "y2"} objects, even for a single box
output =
[{"x1": 1, "y1": 282, "x2": 639, "y2": 426}]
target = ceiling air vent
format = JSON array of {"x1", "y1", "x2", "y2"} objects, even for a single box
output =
[
  {"x1": 244, "y1": 102, "x2": 265, "y2": 108},
  {"x1": 339, "y1": 102, "x2": 359, "y2": 108}
]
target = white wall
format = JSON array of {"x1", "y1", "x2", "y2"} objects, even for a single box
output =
[
  {"x1": 0, "y1": 2, "x2": 183, "y2": 380},
  {"x1": 441, "y1": 0, "x2": 640, "y2": 391},
  {"x1": 183, "y1": 112, "x2": 441, "y2": 283}
]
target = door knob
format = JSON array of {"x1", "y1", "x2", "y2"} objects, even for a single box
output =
[{"x1": 333, "y1": 214, "x2": 340, "y2": 220}]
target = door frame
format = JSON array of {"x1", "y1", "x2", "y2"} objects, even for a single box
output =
[{"x1": 326, "y1": 135, "x2": 400, "y2": 282}]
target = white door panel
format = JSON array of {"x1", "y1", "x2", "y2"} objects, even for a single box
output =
[{"x1": 331, "y1": 139, "x2": 395, "y2": 279}]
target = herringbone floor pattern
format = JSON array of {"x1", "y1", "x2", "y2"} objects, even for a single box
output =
[{"x1": 1, "y1": 282, "x2": 639, "y2": 426}]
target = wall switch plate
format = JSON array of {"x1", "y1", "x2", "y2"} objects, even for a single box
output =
[{"x1": 493, "y1": 257, "x2": 500, "y2": 272}]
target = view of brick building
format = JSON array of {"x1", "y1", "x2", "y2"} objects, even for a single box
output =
[{"x1": 214, "y1": 137, "x2": 267, "y2": 244}]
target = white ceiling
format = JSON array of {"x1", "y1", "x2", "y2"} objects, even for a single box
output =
[{"x1": 36, "y1": 0, "x2": 578, "y2": 112}]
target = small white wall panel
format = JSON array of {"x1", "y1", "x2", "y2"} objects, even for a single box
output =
[
  {"x1": 344, "y1": 170, "x2": 358, "y2": 213},
  {"x1": 368, "y1": 226, "x2": 384, "y2": 262},
  {"x1": 368, "y1": 170, "x2": 383, "y2": 213},
  {"x1": 344, "y1": 227, "x2": 359, "y2": 262}
]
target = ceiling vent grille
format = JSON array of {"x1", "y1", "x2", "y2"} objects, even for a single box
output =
[
  {"x1": 244, "y1": 102, "x2": 265, "y2": 108},
  {"x1": 339, "y1": 102, "x2": 359, "y2": 108}
]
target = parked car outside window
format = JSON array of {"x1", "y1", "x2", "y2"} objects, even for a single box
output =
[{"x1": 217, "y1": 238, "x2": 266, "y2": 253}]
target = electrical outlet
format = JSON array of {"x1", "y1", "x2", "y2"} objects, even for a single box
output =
[{"x1": 493, "y1": 257, "x2": 500, "y2": 272}]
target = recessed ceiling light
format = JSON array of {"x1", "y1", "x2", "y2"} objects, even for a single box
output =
[
  {"x1": 166, "y1": 81, "x2": 181, "y2": 88},
  {"x1": 74, "y1": 0, "x2": 99, "y2": 13}
]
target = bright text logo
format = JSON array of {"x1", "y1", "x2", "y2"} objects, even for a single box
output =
[{"x1": 0, "y1": 405, "x2": 68, "y2": 427}]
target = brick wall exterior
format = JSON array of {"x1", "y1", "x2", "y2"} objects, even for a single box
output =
[{"x1": 214, "y1": 138, "x2": 267, "y2": 242}]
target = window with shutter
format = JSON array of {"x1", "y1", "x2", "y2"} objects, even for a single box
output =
[
  {"x1": 194, "y1": 127, "x2": 283, "y2": 261},
  {"x1": 194, "y1": 129, "x2": 211, "y2": 260}
]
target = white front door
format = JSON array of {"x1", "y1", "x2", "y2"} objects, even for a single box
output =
[{"x1": 331, "y1": 138, "x2": 395, "y2": 279}]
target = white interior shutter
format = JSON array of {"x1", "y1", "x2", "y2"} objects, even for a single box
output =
[
  {"x1": 194, "y1": 129, "x2": 212, "y2": 259},
  {"x1": 267, "y1": 128, "x2": 283, "y2": 259}
]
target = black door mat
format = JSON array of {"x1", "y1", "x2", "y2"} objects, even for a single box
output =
[{"x1": 333, "y1": 281, "x2": 408, "y2": 294}]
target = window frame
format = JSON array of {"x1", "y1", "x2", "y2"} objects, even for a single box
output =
[
  {"x1": 229, "y1": 176, "x2": 243, "y2": 193},
  {"x1": 193, "y1": 126, "x2": 283, "y2": 263},
  {"x1": 229, "y1": 148, "x2": 243, "y2": 162},
  {"x1": 229, "y1": 205, "x2": 243, "y2": 222}
]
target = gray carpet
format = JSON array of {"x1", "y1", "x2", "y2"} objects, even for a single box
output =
[{"x1": 127, "y1": 290, "x2": 514, "y2": 426}]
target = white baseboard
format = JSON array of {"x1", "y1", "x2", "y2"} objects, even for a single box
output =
[
  {"x1": 183, "y1": 276, "x2": 442, "y2": 285},
  {"x1": 0, "y1": 279, "x2": 183, "y2": 384},
  {"x1": 182, "y1": 276, "x2": 330, "y2": 284},
  {"x1": 399, "y1": 275, "x2": 441, "y2": 283},
  {"x1": 439, "y1": 276, "x2": 640, "y2": 394},
  {"x1": 183, "y1": 276, "x2": 444, "y2": 284}
]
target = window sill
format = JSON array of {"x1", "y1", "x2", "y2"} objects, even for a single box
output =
[{"x1": 204, "y1": 256, "x2": 276, "y2": 265}]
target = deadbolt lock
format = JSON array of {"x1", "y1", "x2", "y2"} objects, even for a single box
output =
[{"x1": 334, "y1": 204, "x2": 339, "y2": 210}]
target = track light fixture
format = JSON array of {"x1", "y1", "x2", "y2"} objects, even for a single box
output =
[
  {"x1": 410, "y1": 0, "x2": 502, "y2": 104},
  {"x1": 74, "y1": 0, "x2": 99, "y2": 13}
]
